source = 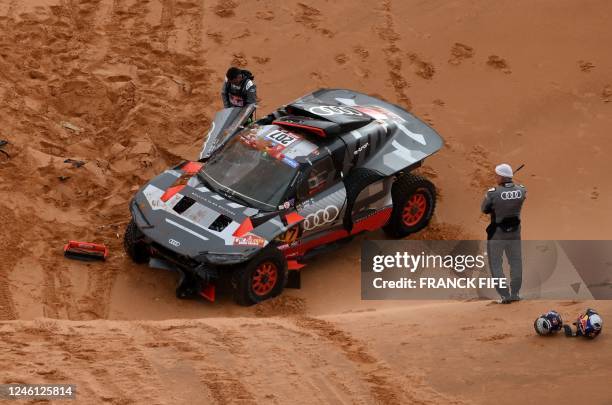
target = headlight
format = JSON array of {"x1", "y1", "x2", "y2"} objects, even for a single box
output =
[{"x1": 199, "y1": 251, "x2": 250, "y2": 265}]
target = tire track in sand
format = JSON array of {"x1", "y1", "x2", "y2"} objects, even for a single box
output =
[
  {"x1": 39, "y1": 254, "x2": 84, "y2": 320},
  {"x1": 294, "y1": 316, "x2": 405, "y2": 405},
  {"x1": 376, "y1": 0, "x2": 412, "y2": 111},
  {"x1": 292, "y1": 316, "x2": 461, "y2": 405},
  {"x1": 20, "y1": 320, "x2": 170, "y2": 404},
  {"x1": 0, "y1": 208, "x2": 19, "y2": 320},
  {"x1": 137, "y1": 322, "x2": 256, "y2": 404}
]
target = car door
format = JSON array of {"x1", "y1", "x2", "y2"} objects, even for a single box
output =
[
  {"x1": 199, "y1": 104, "x2": 256, "y2": 160},
  {"x1": 295, "y1": 156, "x2": 347, "y2": 236}
]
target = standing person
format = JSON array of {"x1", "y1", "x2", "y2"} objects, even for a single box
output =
[
  {"x1": 481, "y1": 163, "x2": 527, "y2": 304},
  {"x1": 221, "y1": 67, "x2": 257, "y2": 108}
]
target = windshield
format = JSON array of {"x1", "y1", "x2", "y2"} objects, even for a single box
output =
[{"x1": 199, "y1": 129, "x2": 299, "y2": 211}]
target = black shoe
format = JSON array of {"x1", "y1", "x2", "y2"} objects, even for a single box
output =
[
  {"x1": 509, "y1": 295, "x2": 521, "y2": 302},
  {"x1": 496, "y1": 297, "x2": 511, "y2": 304}
]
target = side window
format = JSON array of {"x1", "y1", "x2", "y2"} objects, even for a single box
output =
[{"x1": 297, "y1": 156, "x2": 335, "y2": 200}]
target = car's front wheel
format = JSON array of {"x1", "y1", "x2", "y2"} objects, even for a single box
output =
[
  {"x1": 232, "y1": 247, "x2": 287, "y2": 306},
  {"x1": 123, "y1": 219, "x2": 150, "y2": 263},
  {"x1": 383, "y1": 173, "x2": 436, "y2": 238}
]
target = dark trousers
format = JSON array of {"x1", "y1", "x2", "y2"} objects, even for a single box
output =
[{"x1": 487, "y1": 238, "x2": 523, "y2": 299}]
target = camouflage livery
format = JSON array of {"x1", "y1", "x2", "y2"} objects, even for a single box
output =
[{"x1": 127, "y1": 88, "x2": 443, "y2": 303}]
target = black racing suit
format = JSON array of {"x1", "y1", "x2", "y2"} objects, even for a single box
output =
[
  {"x1": 481, "y1": 182, "x2": 527, "y2": 300},
  {"x1": 221, "y1": 70, "x2": 257, "y2": 108}
]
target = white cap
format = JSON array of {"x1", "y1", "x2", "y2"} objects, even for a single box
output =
[{"x1": 495, "y1": 163, "x2": 513, "y2": 178}]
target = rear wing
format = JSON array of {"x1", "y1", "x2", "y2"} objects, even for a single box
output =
[{"x1": 293, "y1": 89, "x2": 443, "y2": 176}]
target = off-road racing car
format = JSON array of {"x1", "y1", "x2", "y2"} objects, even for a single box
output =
[{"x1": 124, "y1": 89, "x2": 443, "y2": 305}]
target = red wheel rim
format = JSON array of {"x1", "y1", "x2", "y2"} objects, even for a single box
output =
[
  {"x1": 252, "y1": 261, "x2": 278, "y2": 296},
  {"x1": 402, "y1": 191, "x2": 428, "y2": 226}
]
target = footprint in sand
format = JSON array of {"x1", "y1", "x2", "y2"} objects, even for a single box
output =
[
  {"x1": 408, "y1": 53, "x2": 435, "y2": 79},
  {"x1": 207, "y1": 30, "x2": 224, "y2": 44},
  {"x1": 295, "y1": 2, "x2": 321, "y2": 27},
  {"x1": 334, "y1": 53, "x2": 348, "y2": 65},
  {"x1": 310, "y1": 71, "x2": 323, "y2": 81},
  {"x1": 231, "y1": 52, "x2": 247, "y2": 67},
  {"x1": 477, "y1": 333, "x2": 513, "y2": 342},
  {"x1": 590, "y1": 187, "x2": 599, "y2": 200},
  {"x1": 578, "y1": 60, "x2": 595, "y2": 72},
  {"x1": 601, "y1": 85, "x2": 611, "y2": 102},
  {"x1": 433, "y1": 99, "x2": 445, "y2": 106},
  {"x1": 294, "y1": 3, "x2": 333, "y2": 37},
  {"x1": 252, "y1": 56, "x2": 270, "y2": 64},
  {"x1": 213, "y1": 0, "x2": 237, "y2": 18},
  {"x1": 448, "y1": 42, "x2": 474, "y2": 65},
  {"x1": 487, "y1": 55, "x2": 511, "y2": 74},
  {"x1": 468, "y1": 145, "x2": 495, "y2": 189},
  {"x1": 353, "y1": 46, "x2": 369, "y2": 61},
  {"x1": 28, "y1": 70, "x2": 48, "y2": 80},
  {"x1": 255, "y1": 10, "x2": 274, "y2": 20}
]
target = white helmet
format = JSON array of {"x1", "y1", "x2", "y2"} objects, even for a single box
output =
[
  {"x1": 534, "y1": 310, "x2": 563, "y2": 336},
  {"x1": 534, "y1": 317, "x2": 552, "y2": 335}
]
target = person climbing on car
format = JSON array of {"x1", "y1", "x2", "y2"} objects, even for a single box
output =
[
  {"x1": 481, "y1": 163, "x2": 527, "y2": 304},
  {"x1": 221, "y1": 67, "x2": 257, "y2": 108}
]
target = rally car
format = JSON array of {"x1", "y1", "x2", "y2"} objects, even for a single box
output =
[{"x1": 124, "y1": 89, "x2": 443, "y2": 305}]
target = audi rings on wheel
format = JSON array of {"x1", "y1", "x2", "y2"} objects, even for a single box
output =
[
  {"x1": 500, "y1": 190, "x2": 522, "y2": 200},
  {"x1": 303, "y1": 205, "x2": 340, "y2": 231}
]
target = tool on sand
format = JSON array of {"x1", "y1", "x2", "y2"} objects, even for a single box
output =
[{"x1": 63, "y1": 241, "x2": 108, "y2": 261}]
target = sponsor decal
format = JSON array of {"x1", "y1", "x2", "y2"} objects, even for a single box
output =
[
  {"x1": 265, "y1": 130, "x2": 298, "y2": 146},
  {"x1": 233, "y1": 233, "x2": 266, "y2": 247},
  {"x1": 354, "y1": 105, "x2": 404, "y2": 122},
  {"x1": 229, "y1": 93, "x2": 244, "y2": 107},
  {"x1": 578, "y1": 315, "x2": 588, "y2": 334},
  {"x1": 354, "y1": 142, "x2": 369, "y2": 155},
  {"x1": 264, "y1": 143, "x2": 285, "y2": 159},
  {"x1": 278, "y1": 199, "x2": 295, "y2": 210},
  {"x1": 303, "y1": 205, "x2": 340, "y2": 231},
  {"x1": 308, "y1": 105, "x2": 364, "y2": 117},
  {"x1": 275, "y1": 227, "x2": 301, "y2": 244},
  {"x1": 501, "y1": 190, "x2": 522, "y2": 200},
  {"x1": 296, "y1": 198, "x2": 314, "y2": 210},
  {"x1": 354, "y1": 106, "x2": 388, "y2": 120}
]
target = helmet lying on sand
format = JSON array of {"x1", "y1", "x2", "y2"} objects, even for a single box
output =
[
  {"x1": 564, "y1": 308, "x2": 603, "y2": 339},
  {"x1": 534, "y1": 310, "x2": 563, "y2": 336},
  {"x1": 124, "y1": 89, "x2": 443, "y2": 305}
]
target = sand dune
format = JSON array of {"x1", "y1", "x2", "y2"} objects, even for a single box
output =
[{"x1": 0, "y1": 0, "x2": 611, "y2": 403}]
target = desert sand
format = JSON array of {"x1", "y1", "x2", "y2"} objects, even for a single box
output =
[{"x1": 0, "y1": 0, "x2": 610, "y2": 403}]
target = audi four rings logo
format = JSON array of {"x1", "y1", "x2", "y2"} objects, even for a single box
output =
[
  {"x1": 501, "y1": 190, "x2": 522, "y2": 200},
  {"x1": 303, "y1": 205, "x2": 340, "y2": 231},
  {"x1": 168, "y1": 239, "x2": 181, "y2": 247},
  {"x1": 308, "y1": 105, "x2": 364, "y2": 117}
]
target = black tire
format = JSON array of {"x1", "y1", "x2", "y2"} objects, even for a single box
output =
[
  {"x1": 123, "y1": 219, "x2": 150, "y2": 263},
  {"x1": 175, "y1": 270, "x2": 200, "y2": 299},
  {"x1": 383, "y1": 173, "x2": 436, "y2": 238},
  {"x1": 231, "y1": 247, "x2": 287, "y2": 306},
  {"x1": 343, "y1": 168, "x2": 383, "y2": 231}
]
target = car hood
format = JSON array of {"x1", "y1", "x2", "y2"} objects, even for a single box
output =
[{"x1": 131, "y1": 168, "x2": 300, "y2": 263}]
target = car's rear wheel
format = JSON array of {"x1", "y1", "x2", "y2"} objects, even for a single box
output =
[
  {"x1": 383, "y1": 173, "x2": 436, "y2": 238},
  {"x1": 123, "y1": 219, "x2": 150, "y2": 263},
  {"x1": 232, "y1": 247, "x2": 287, "y2": 306}
]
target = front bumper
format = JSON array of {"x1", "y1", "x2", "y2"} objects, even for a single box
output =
[{"x1": 129, "y1": 199, "x2": 256, "y2": 272}]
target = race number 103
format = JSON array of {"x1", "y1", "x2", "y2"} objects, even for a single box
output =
[{"x1": 0, "y1": 384, "x2": 76, "y2": 400}]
